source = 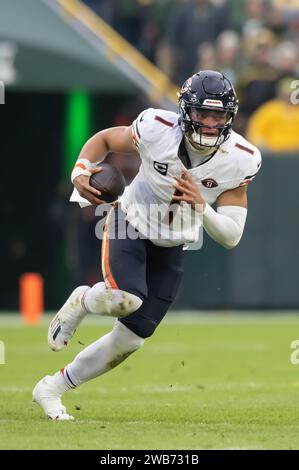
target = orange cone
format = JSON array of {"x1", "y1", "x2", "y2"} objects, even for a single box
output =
[{"x1": 20, "y1": 273, "x2": 44, "y2": 324}]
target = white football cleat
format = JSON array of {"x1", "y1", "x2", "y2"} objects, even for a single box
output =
[
  {"x1": 32, "y1": 376, "x2": 74, "y2": 421},
  {"x1": 48, "y1": 285, "x2": 89, "y2": 352}
]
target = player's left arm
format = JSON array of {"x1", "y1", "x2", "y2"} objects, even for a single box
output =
[
  {"x1": 204, "y1": 185, "x2": 248, "y2": 249},
  {"x1": 173, "y1": 172, "x2": 248, "y2": 249},
  {"x1": 216, "y1": 185, "x2": 247, "y2": 209}
]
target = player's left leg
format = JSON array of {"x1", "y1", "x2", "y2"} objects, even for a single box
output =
[
  {"x1": 33, "y1": 241, "x2": 185, "y2": 420},
  {"x1": 33, "y1": 320, "x2": 144, "y2": 420},
  {"x1": 58, "y1": 241, "x2": 185, "y2": 387},
  {"x1": 119, "y1": 241, "x2": 185, "y2": 338}
]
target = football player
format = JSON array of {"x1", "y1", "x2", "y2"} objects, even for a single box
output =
[{"x1": 33, "y1": 70, "x2": 261, "y2": 420}]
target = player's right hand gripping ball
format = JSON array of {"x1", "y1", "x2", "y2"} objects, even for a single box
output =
[{"x1": 89, "y1": 163, "x2": 126, "y2": 203}]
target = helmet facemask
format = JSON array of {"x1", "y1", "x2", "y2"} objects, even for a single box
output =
[
  {"x1": 183, "y1": 106, "x2": 233, "y2": 148},
  {"x1": 180, "y1": 102, "x2": 234, "y2": 149},
  {"x1": 178, "y1": 70, "x2": 239, "y2": 150}
]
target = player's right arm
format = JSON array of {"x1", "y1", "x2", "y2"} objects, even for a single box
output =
[
  {"x1": 72, "y1": 126, "x2": 136, "y2": 204},
  {"x1": 79, "y1": 126, "x2": 136, "y2": 162}
]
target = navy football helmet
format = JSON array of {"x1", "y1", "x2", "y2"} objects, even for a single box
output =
[{"x1": 178, "y1": 70, "x2": 238, "y2": 148}]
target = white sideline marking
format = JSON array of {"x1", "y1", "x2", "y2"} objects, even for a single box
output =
[
  {"x1": 0, "y1": 386, "x2": 32, "y2": 392},
  {"x1": 1, "y1": 312, "x2": 299, "y2": 327},
  {"x1": 0, "y1": 341, "x2": 4, "y2": 364}
]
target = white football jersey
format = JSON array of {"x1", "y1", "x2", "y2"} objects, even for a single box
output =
[{"x1": 119, "y1": 108, "x2": 262, "y2": 248}]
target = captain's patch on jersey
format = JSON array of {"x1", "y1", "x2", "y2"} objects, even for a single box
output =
[
  {"x1": 154, "y1": 161, "x2": 168, "y2": 175},
  {"x1": 201, "y1": 178, "x2": 218, "y2": 188}
]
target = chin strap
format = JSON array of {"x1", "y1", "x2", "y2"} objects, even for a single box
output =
[
  {"x1": 191, "y1": 131, "x2": 219, "y2": 147},
  {"x1": 184, "y1": 135, "x2": 218, "y2": 159}
]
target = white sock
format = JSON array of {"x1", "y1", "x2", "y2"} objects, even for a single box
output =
[
  {"x1": 64, "y1": 321, "x2": 144, "y2": 386},
  {"x1": 50, "y1": 370, "x2": 74, "y2": 393},
  {"x1": 82, "y1": 282, "x2": 142, "y2": 318}
]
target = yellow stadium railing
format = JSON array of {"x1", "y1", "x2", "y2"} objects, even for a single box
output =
[{"x1": 52, "y1": 0, "x2": 179, "y2": 107}]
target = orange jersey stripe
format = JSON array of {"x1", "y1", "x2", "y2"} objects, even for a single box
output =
[
  {"x1": 132, "y1": 134, "x2": 139, "y2": 148},
  {"x1": 132, "y1": 127, "x2": 140, "y2": 146},
  {"x1": 154, "y1": 115, "x2": 174, "y2": 127},
  {"x1": 235, "y1": 143, "x2": 254, "y2": 155},
  {"x1": 239, "y1": 179, "x2": 252, "y2": 187}
]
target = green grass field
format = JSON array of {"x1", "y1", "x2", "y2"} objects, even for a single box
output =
[{"x1": 1, "y1": 312, "x2": 299, "y2": 450}]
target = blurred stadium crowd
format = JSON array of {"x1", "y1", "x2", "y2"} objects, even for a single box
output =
[
  {"x1": 63, "y1": 0, "x2": 299, "y2": 290},
  {"x1": 83, "y1": 0, "x2": 299, "y2": 153},
  {"x1": 3, "y1": 0, "x2": 299, "y2": 309}
]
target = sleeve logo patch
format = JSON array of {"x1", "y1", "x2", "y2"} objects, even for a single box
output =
[
  {"x1": 201, "y1": 178, "x2": 218, "y2": 188},
  {"x1": 154, "y1": 161, "x2": 168, "y2": 175}
]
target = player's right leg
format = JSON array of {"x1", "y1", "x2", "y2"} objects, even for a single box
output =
[
  {"x1": 47, "y1": 283, "x2": 142, "y2": 352},
  {"x1": 47, "y1": 285, "x2": 89, "y2": 352},
  {"x1": 48, "y1": 205, "x2": 146, "y2": 352},
  {"x1": 34, "y1": 205, "x2": 149, "y2": 419}
]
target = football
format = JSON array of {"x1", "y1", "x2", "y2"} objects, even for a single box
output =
[{"x1": 89, "y1": 162, "x2": 126, "y2": 203}]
